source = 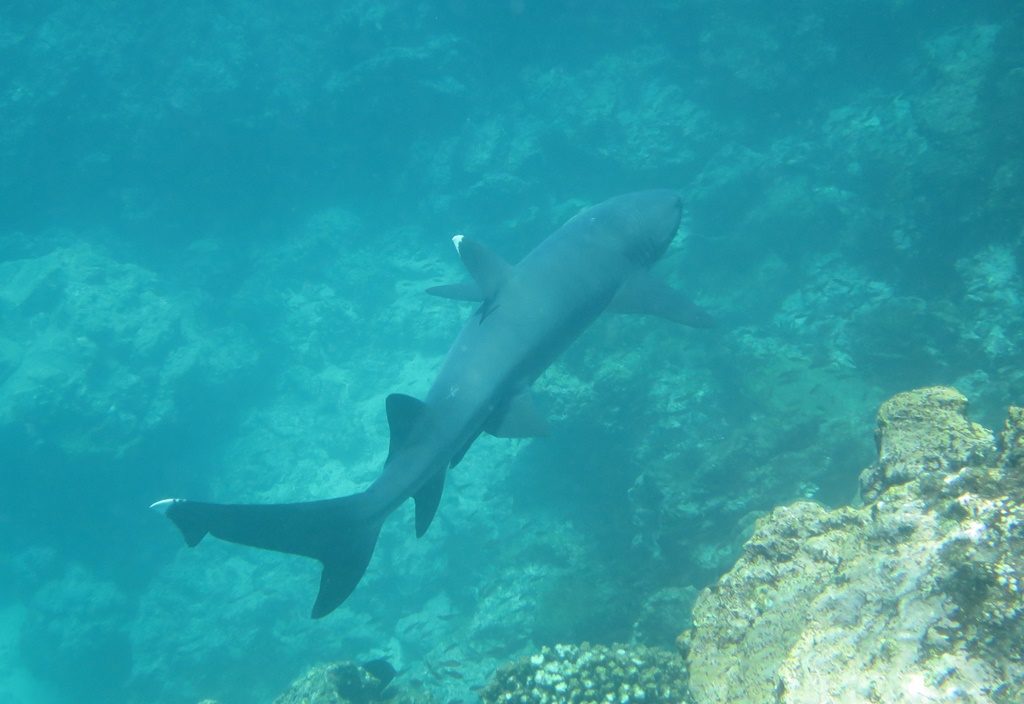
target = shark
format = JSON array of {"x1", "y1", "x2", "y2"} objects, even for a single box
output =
[{"x1": 151, "y1": 190, "x2": 714, "y2": 618}]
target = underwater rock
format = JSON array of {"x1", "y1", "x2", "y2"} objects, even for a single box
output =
[
  {"x1": 860, "y1": 386, "x2": 996, "y2": 502},
  {"x1": 481, "y1": 642, "x2": 690, "y2": 704},
  {"x1": 910, "y1": 24, "x2": 999, "y2": 175},
  {"x1": 632, "y1": 586, "x2": 699, "y2": 649},
  {"x1": 1000, "y1": 406, "x2": 1024, "y2": 471},
  {"x1": 685, "y1": 386, "x2": 1024, "y2": 703},
  {"x1": 129, "y1": 547, "x2": 385, "y2": 704},
  {"x1": 19, "y1": 563, "x2": 132, "y2": 700},
  {"x1": 272, "y1": 661, "x2": 409, "y2": 704},
  {"x1": 0, "y1": 242, "x2": 256, "y2": 458}
]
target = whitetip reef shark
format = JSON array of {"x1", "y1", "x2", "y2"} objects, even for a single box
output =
[{"x1": 151, "y1": 190, "x2": 714, "y2": 618}]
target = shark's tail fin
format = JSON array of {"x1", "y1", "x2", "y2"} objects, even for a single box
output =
[{"x1": 150, "y1": 494, "x2": 383, "y2": 618}]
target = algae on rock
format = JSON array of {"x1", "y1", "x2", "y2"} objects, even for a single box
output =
[{"x1": 685, "y1": 386, "x2": 1024, "y2": 703}]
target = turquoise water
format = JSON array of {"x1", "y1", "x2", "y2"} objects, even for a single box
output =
[{"x1": 1, "y1": 2, "x2": 1021, "y2": 703}]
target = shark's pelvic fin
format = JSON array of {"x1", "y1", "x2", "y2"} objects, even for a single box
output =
[
  {"x1": 425, "y1": 280, "x2": 483, "y2": 302},
  {"x1": 610, "y1": 272, "x2": 716, "y2": 328},
  {"x1": 413, "y1": 468, "x2": 447, "y2": 537},
  {"x1": 485, "y1": 390, "x2": 549, "y2": 438},
  {"x1": 451, "y1": 235, "x2": 511, "y2": 302},
  {"x1": 150, "y1": 494, "x2": 382, "y2": 618}
]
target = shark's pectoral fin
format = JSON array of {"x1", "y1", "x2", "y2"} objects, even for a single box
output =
[
  {"x1": 485, "y1": 390, "x2": 549, "y2": 438},
  {"x1": 610, "y1": 272, "x2": 716, "y2": 328},
  {"x1": 413, "y1": 468, "x2": 446, "y2": 537},
  {"x1": 425, "y1": 280, "x2": 484, "y2": 301},
  {"x1": 385, "y1": 393, "x2": 428, "y2": 463},
  {"x1": 451, "y1": 235, "x2": 512, "y2": 302}
]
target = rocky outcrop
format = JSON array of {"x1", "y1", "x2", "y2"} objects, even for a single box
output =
[
  {"x1": 684, "y1": 387, "x2": 1023, "y2": 703},
  {"x1": 271, "y1": 662, "x2": 397, "y2": 704},
  {"x1": 0, "y1": 242, "x2": 255, "y2": 458}
]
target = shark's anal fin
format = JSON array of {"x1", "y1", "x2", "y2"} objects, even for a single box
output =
[
  {"x1": 610, "y1": 272, "x2": 716, "y2": 328},
  {"x1": 425, "y1": 281, "x2": 483, "y2": 301},
  {"x1": 385, "y1": 393, "x2": 428, "y2": 463},
  {"x1": 150, "y1": 494, "x2": 383, "y2": 619},
  {"x1": 484, "y1": 390, "x2": 549, "y2": 438},
  {"x1": 413, "y1": 468, "x2": 447, "y2": 537},
  {"x1": 451, "y1": 234, "x2": 511, "y2": 302}
]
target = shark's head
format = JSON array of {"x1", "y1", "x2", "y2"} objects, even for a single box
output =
[{"x1": 591, "y1": 189, "x2": 683, "y2": 268}]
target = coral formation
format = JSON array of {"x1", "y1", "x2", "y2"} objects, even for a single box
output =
[
  {"x1": 480, "y1": 642, "x2": 689, "y2": 704},
  {"x1": 684, "y1": 387, "x2": 1024, "y2": 703}
]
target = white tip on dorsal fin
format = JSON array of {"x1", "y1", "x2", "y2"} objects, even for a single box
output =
[{"x1": 448, "y1": 234, "x2": 512, "y2": 302}]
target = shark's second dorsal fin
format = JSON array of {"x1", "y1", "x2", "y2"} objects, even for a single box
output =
[
  {"x1": 385, "y1": 393, "x2": 426, "y2": 463},
  {"x1": 451, "y1": 234, "x2": 511, "y2": 302}
]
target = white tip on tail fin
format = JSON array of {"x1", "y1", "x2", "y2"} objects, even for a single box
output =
[
  {"x1": 452, "y1": 234, "x2": 464, "y2": 253},
  {"x1": 149, "y1": 498, "x2": 182, "y2": 514}
]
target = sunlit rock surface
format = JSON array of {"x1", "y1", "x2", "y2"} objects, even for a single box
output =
[{"x1": 685, "y1": 387, "x2": 1023, "y2": 703}]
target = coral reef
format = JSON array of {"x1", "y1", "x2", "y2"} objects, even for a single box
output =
[
  {"x1": 480, "y1": 642, "x2": 689, "y2": 704},
  {"x1": 684, "y1": 387, "x2": 1024, "y2": 703}
]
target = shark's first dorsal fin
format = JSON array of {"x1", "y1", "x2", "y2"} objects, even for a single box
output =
[
  {"x1": 610, "y1": 272, "x2": 717, "y2": 329},
  {"x1": 385, "y1": 393, "x2": 427, "y2": 463},
  {"x1": 413, "y1": 468, "x2": 447, "y2": 537},
  {"x1": 451, "y1": 234, "x2": 511, "y2": 302},
  {"x1": 484, "y1": 390, "x2": 549, "y2": 438}
]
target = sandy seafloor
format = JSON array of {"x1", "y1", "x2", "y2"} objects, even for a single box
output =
[{"x1": 0, "y1": 2, "x2": 1022, "y2": 703}]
